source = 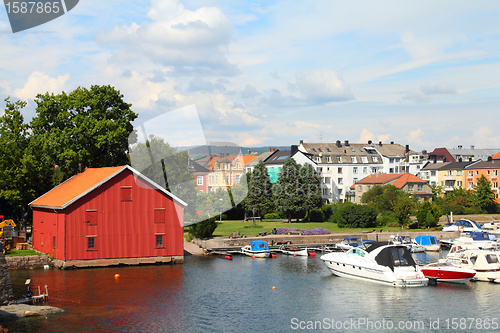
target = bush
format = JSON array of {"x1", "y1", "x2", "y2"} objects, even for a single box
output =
[
  {"x1": 376, "y1": 211, "x2": 398, "y2": 227},
  {"x1": 188, "y1": 217, "x2": 218, "y2": 239},
  {"x1": 264, "y1": 212, "x2": 281, "y2": 220},
  {"x1": 336, "y1": 203, "x2": 378, "y2": 228}
]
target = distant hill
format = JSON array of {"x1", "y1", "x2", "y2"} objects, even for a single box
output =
[{"x1": 183, "y1": 145, "x2": 291, "y2": 157}]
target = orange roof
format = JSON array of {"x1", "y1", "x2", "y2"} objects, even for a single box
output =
[
  {"x1": 493, "y1": 152, "x2": 500, "y2": 159},
  {"x1": 209, "y1": 155, "x2": 257, "y2": 170},
  {"x1": 352, "y1": 173, "x2": 426, "y2": 189},
  {"x1": 392, "y1": 174, "x2": 426, "y2": 188},
  {"x1": 30, "y1": 166, "x2": 127, "y2": 208}
]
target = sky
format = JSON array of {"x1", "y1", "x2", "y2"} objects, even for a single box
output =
[{"x1": 1, "y1": 0, "x2": 500, "y2": 152}]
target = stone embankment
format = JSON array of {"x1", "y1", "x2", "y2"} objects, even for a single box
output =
[
  {"x1": 0, "y1": 304, "x2": 64, "y2": 318},
  {"x1": 5, "y1": 255, "x2": 52, "y2": 269},
  {"x1": 194, "y1": 230, "x2": 460, "y2": 251}
]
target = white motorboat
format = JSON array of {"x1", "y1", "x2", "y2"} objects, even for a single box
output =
[
  {"x1": 445, "y1": 249, "x2": 500, "y2": 283},
  {"x1": 421, "y1": 262, "x2": 476, "y2": 284},
  {"x1": 441, "y1": 232, "x2": 497, "y2": 250},
  {"x1": 442, "y1": 219, "x2": 482, "y2": 233},
  {"x1": 241, "y1": 240, "x2": 271, "y2": 258},
  {"x1": 335, "y1": 236, "x2": 364, "y2": 250},
  {"x1": 320, "y1": 242, "x2": 428, "y2": 287},
  {"x1": 389, "y1": 235, "x2": 426, "y2": 253}
]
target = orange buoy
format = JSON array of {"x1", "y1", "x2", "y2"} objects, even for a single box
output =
[
  {"x1": 272, "y1": 286, "x2": 276, "y2": 290},
  {"x1": 114, "y1": 274, "x2": 120, "y2": 279},
  {"x1": 225, "y1": 255, "x2": 233, "y2": 260},
  {"x1": 293, "y1": 254, "x2": 297, "y2": 257},
  {"x1": 252, "y1": 255, "x2": 256, "y2": 259},
  {"x1": 271, "y1": 253, "x2": 277, "y2": 259},
  {"x1": 308, "y1": 252, "x2": 316, "y2": 257}
]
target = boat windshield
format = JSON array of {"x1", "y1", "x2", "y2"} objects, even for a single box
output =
[
  {"x1": 391, "y1": 247, "x2": 410, "y2": 266},
  {"x1": 347, "y1": 248, "x2": 365, "y2": 257},
  {"x1": 485, "y1": 254, "x2": 499, "y2": 264}
]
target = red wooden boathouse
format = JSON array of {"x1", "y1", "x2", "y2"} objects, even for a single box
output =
[{"x1": 29, "y1": 165, "x2": 187, "y2": 269}]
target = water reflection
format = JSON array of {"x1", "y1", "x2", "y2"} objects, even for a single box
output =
[{"x1": 6, "y1": 253, "x2": 500, "y2": 332}]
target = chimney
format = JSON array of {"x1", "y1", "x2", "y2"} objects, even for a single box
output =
[
  {"x1": 345, "y1": 140, "x2": 349, "y2": 147},
  {"x1": 459, "y1": 157, "x2": 463, "y2": 162},
  {"x1": 405, "y1": 145, "x2": 409, "y2": 153},
  {"x1": 336, "y1": 140, "x2": 341, "y2": 148},
  {"x1": 471, "y1": 145, "x2": 475, "y2": 149},
  {"x1": 379, "y1": 141, "x2": 383, "y2": 146},
  {"x1": 469, "y1": 157, "x2": 472, "y2": 162},
  {"x1": 391, "y1": 141, "x2": 394, "y2": 145},
  {"x1": 368, "y1": 140, "x2": 372, "y2": 145},
  {"x1": 488, "y1": 156, "x2": 493, "y2": 161},
  {"x1": 299, "y1": 140, "x2": 304, "y2": 145},
  {"x1": 291, "y1": 145, "x2": 298, "y2": 155}
]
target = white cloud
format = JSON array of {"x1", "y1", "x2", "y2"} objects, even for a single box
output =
[
  {"x1": 296, "y1": 68, "x2": 354, "y2": 103},
  {"x1": 13, "y1": 72, "x2": 70, "y2": 101},
  {"x1": 98, "y1": 0, "x2": 237, "y2": 76}
]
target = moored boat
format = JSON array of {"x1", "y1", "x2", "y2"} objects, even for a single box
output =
[
  {"x1": 414, "y1": 235, "x2": 440, "y2": 251},
  {"x1": 421, "y1": 262, "x2": 476, "y2": 284},
  {"x1": 445, "y1": 249, "x2": 500, "y2": 283},
  {"x1": 389, "y1": 235, "x2": 426, "y2": 253},
  {"x1": 335, "y1": 236, "x2": 364, "y2": 250},
  {"x1": 241, "y1": 240, "x2": 271, "y2": 258},
  {"x1": 279, "y1": 245, "x2": 308, "y2": 256},
  {"x1": 320, "y1": 242, "x2": 428, "y2": 287}
]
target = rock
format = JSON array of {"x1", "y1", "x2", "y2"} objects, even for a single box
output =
[{"x1": 0, "y1": 304, "x2": 64, "y2": 318}]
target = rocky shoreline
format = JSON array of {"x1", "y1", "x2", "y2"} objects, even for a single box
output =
[{"x1": 0, "y1": 303, "x2": 64, "y2": 319}]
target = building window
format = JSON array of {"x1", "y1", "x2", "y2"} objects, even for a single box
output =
[
  {"x1": 372, "y1": 156, "x2": 378, "y2": 162},
  {"x1": 87, "y1": 237, "x2": 95, "y2": 249},
  {"x1": 338, "y1": 178, "x2": 343, "y2": 185},
  {"x1": 86, "y1": 210, "x2": 97, "y2": 225},
  {"x1": 361, "y1": 156, "x2": 368, "y2": 163},
  {"x1": 337, "y1": 157, "x2": 342, "y2": 163},
  {"x1": 468, "y1": 182, "x2": 473, "y2": 189},
  {"x1": 357, "y1": 185, "x2": 362, "y2": 191},
  {"x1": 487, "y1": 170, "x2": 491, "y2": 175},
  {"x1": 457, "y1": 170, "x2": 462, "y2": 176},
  {"x1": 326, "y1": 156, "x2": 332, "y2": 163},
  {"x1": 457, "y1": 181, "x2": 462, "y2": 187},
  {"x1": 363, "y1": 167, "x2": 367, "y2": 174},
  {"x1": 408, "y1": 185, "x2": 414, "y2": 191},
  {"x1": 476, "y1": 171, "x2": 479, "y2": 175},
  {"x1": 494, "y1": 170, "x2": 498, "y2": 176},
  {"x1": 235, "y1": 175, "x2": 240, "y2": 183},
  {"x1": 468, "y1": 171, "x2": 473, "y2": 177},
  {"x1": 351, "y1": 156, "x2": 357, "y2": 163},
  {"x1": 338, "y1": 167, "x2": 342, "y2": 174},
  {"x1": 493, "y1": 182, "x2": 498, "y2": 188},
  {"x1": 197, "y1": 176, "x2": 203, "y2": 185},
  {"x1": 353, "y1": 167, "x2": 358, "y2": 174},
  {"x1": 154, "y1": 208, "x2": 166, "y2": 223},
  {"x1": 431, "y1": 171, "x2": 436, "y2": 176},
  {"x1": 156, "y1": 234, "x2": 164, "y2": 248},
  {"x1": 417, "y1": 185, "x2": 423, "y2": 192},
  {"x1": 121, "y1": 186, "x2": 132, "y2": 201}
]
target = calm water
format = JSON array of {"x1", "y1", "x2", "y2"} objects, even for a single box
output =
[{"x1": 5, "y1": 251, "x2": 500, "y2": 332}]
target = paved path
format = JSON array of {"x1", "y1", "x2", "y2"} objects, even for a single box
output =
[{"x1": 184, "y1": 239, "x2": 205, "y2": 256}]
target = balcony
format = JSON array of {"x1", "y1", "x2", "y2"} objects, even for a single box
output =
[{"x1": 443, "y1": 175, "x2": 456, "y2": 181}]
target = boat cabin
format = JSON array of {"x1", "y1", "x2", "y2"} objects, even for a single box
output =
[
  {"x1": 249, "y1": 240, "x2": 270, "y2": 252},
  {"x1": 414, "y1": 235, "x2": 439, "y2": 246}
]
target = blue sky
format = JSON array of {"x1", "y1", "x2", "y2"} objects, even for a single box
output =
[{"x1": 1, "y1": 0, "x2": 500, "y2": 151}]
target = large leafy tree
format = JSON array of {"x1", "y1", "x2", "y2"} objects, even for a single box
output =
[
  {"x1": 275, "y1": 158, "x2": 303, "y2": 223},
  {"x1": 474, "y1": 175, "x2": 497, "y2": 213},
  {"x1": 299, "y1": 163, "x2": 323, "y2": 222},
  {"x1": 245, "y1": 160, "x2": 274, "y2": 222},
  {"x1": 0, "y1": 99, "x2": 52, "y2": 225},
  {"x1": 30, "y1": 85, "x2": 138, "y2": 184}
]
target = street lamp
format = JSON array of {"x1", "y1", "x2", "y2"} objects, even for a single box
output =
[{"x1": 219, "y1": 198, "x2": 223, "y2": 222}]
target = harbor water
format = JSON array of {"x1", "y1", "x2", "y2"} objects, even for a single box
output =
[{"x1": 6, "y1": 251, "x2": 500, "y2": 332}]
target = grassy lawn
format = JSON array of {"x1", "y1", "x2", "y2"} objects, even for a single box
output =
[
  {"x1": 5, "y1": 249, "x2": 41, "y2": 257},
  {"x1": 211, "y1": 220, "x2": 404, "y2": 238}
]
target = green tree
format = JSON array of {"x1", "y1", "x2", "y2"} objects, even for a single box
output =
[
  {"x1": 474, "y1": 175, "x2": 496, "y2": 213},
  {"x1": 393, "y1": 194, "x2": 417, "y2": 227},
  {"x1": 30, "y1": 85, "x2": 138, "y2": 184},
  {"x1": 335, "y1": 202, "x2": 377, "y2": 228},
  {"x1": 361, "y1": 184, "x2": 400, "y2": 213},
  {"x1": 299, "y1": 163, "x2": 323, "y2": 222},
  {"x1": 188, "y1": 216, "x2": 218, "y2": 239},
  {"x1": 245, "y1": 161, "x2": 274, "y2": 222},
  {"x1": 275, "y1": 158, "x2": 303, "y2": 223},
  {"x1": 0, "y1": 98, "x2": 52, "y2": 227}
]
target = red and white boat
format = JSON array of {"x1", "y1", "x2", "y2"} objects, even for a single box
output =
[{"x1": 421, "y1": 262, "x2": 476, "y2": 284}]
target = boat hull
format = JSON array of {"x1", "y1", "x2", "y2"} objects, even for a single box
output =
[
  {"x1": 281, "y1": 248, "x2": 308, "y2": 256},
  {"x1": 241, "y1": 249, "x2": 270, "y2": 258},
  {"x1": 321, "y1": 253, "x2": 428, "y2": 288},
  {"x1": 421, "y1": 266, "x2": 476, "y2": 284}
]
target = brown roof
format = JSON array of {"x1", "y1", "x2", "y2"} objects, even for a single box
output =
[{"x1": 351, "y1": 173, "x2": 426, "y2": 189}]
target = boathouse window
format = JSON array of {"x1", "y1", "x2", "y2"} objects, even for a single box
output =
[
  {"x1": 86, "y1": 210, "x2": 97, "y2": 225},
  {"x1": 156, "y1": 234, "x2": 164, "y2": 248},
  {"x1": 87, "y1": 237, "x2": 95, "y2": 249},
  {"x1": 121, "y1": 186, "x2": 132, "y2": 201},
  {"x1": 154, "y1": 208, "x2": 166, "y2": 223}
]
